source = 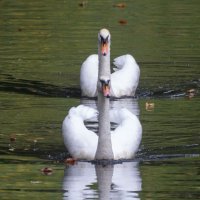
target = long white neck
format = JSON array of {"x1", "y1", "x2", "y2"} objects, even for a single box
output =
[{"x1": 95, "y1": 39, "x2": 114, "y2": 160}]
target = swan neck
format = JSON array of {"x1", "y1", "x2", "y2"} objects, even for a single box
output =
[
  {"x1": 95, "y1": 39, "x2": 114, "y2": 160},
  {"x1": 98, "y1": 47, "x2": 111, "y2": 77},
  {"x1": 96, "y1": 91, "x2": 114, "y2": 160}
]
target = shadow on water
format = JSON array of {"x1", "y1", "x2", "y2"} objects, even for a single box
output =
[
  {"x1": 0, "y1": 73, "x2": 199, "y2": 99},
  {"x1": 0, "y1": 74, "x2": 81, "y2": 98}
]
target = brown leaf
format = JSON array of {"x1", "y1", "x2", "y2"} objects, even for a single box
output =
[
  {"x1": 78, "y1": 1, "x2": 88, "y2": 7},
  {"x1": 145, "y1": 102, "x2": 155, "y2": 111},
  {"x1": 41, "y1": 167, "x2": 53, "y2": 175},
  {"x1": 10, "y1": 135, "x2": 16, "y2": 142},
  {"x1": 113, "y1": 3, "x2": 126, "y2": 8},
  {"x1": 118, "y1": 19, "x2": 127, "y2": 25},
  {"x1": 187, "y1": 88, "x2": 196, "y2": 99},
  {"x1": 64, "y1": 158, "x2": 77, "y2": 165}
]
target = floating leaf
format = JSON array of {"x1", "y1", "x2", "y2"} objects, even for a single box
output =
[
  {"x1": 10, "y1": 135, "x2": 16, "y2": 142},
  {"x1": 78, "y1": 1, "x2": 88, "y2": 7},
  {"x1": 187, "y1": 88, "x2": 195, "y2": 93},
  {"x1": 118, "y1": 19, "x2": 127, "y2": 25},
  {"x1": 145, "y1": 102, "x2": 155, "y2": 111},
  {"x1": 187, "y1": 88, "x2": 196, "y2": 99},
  {"x1": 41, "y1": 167, "x2": 53, "y2": 175},
  {"x1": 113, "y1": 3, "x2": 126, "y2": 8},
  {"x1": 64, "y1": 158, "x2": 77, "y2": 165}
]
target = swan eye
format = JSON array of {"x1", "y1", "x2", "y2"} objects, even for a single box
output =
[
  {"x1": 100, "y1": 79, "x2": 110, "y2": 85},
  {"x1": 100, "y1": 35, "x2": 109, "y2": 44}
]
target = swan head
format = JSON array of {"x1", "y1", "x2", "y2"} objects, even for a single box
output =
[
  {"x1": 98, "y1": 75, "x2": 111, "y2": 98},
  {"x1": 98, "y1": 28, "x2": 111, "y2": 56}
]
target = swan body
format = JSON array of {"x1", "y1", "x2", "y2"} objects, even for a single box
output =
[
  {"x1": 80, "y1": 54, "x2": 140, "y2": 98},
  {"x1": 111, "y1": 54, "x2": 140, "y2": 97},
  {"x1": 110, "y1": 108, "x2": 142, "y2": 159},
  {"x1": 62, "y1": 105, "x2": 142, "y2": 160},
  {"x1": 80, "y1": 54, "x2": 98, "y2": 97},
  {"x1": 62, "y1": 105, "x2": 98, "y2": 160}
]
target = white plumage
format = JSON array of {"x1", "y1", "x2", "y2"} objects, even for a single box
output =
[
  {"x1": 62, "y1": 105, "x2": 98, "y2": 160},
  {"x1": 80, "y1": 54, "x2": 140, "y2": 98},
  {"x1": 80, "y1": 54, "x2": 98, "y2": 97},
  {"x1": 62, "y1": 105, "x2": 142, "y2": 160}
]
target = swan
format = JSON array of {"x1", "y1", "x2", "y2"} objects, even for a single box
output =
[
  {"x1": 62, "y1": 28, "x2": 142, "y2": 160},
  {"x1": 62, "y1": 105, "x2": 142, "y2": 160},
  {"x1": 111, "y1": 54, "x2": 140, "y2": 97},
  {"x1": 80, "y1": 30, "x2": 140, "y2": 98},
  {"x1": 80, "y1": 54, "x2": 98, "y2": 97}
]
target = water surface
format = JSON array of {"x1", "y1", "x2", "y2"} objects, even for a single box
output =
[{"x1": 0, "y1": 0, "x2": 200, "y2": 199}]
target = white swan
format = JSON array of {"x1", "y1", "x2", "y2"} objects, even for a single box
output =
[
  {"x1": 80, "y1": 36, "x2": 140, "y2": 97},
  {"x1": 62, "y1": 105, "x2": 142, "y2": 160},
  {"x1": 62, "y1": 28, "x2": 142, "y2": 160},
  {"x1": 80, "y1": 54, "x2": 98, "y2": 97},
  {"x1": 62, "y1": 105, "x2": 98, "y2": 160},
  {"x1": 111, "y1": 54, "x2": 140, "y2": 97}
]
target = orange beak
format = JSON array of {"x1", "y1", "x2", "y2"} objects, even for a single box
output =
[
  {"x1": 101, "y1": 43, "x2": 109, "y2": 56},
  {"x1": 102, "y1": 84, "x2": 110, "y2": 98}
]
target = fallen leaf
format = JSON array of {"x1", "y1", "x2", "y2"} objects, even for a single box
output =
[
  {"x1": 113, "y1": 3, "x2": 126, "y2": 8},
  {"x1": 64, "y1": 158, "x2": 77, "y2": 165},
  {"x1": 10, "y1": 135, "x2": 16, "y2": 142},
  {"x1": 79, "y1": 1, "x2": 88, "y2": 7},
  {"x1": 145, "y1": 102, "x2": 155, "y2": 111},
  {"x1": 118, "y1": 19, "x2": 127, "y2": 25},
  {"x1": 187, "y1": 88, "x2": 196, "y2": 99},
  {"x1": 187, "y1": 89, "x2": 195, "y2": 93},
  {"x1": 41, "y1": 167, "x2": 53, "y2": 175}
]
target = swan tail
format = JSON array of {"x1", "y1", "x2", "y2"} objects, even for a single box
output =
[
  {"x1": 69, "y1": 105, "x2": 98, "y2": 120},
  {"x1": 113, "y1": 55, "x2": 126, "y2": 69},
  {"x1": 113, "y1": 54, "x2": 135, "y2": 69}
]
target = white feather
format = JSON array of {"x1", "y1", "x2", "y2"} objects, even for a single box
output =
[
  {"x1": 80, "y1": 54, "x2": 140, "y2": 97},
  {"x1": 111, "y1": 54, "x2": 140, "y2": 97},
  {"x1": 80, "y1": 54, "x2": 98, "y2": 97},
  {"x1": 62, "y1": 105, "x2": 98, "y2": 160},
  {"x1": 62, "y1": 105, "x2": 142, "y2": 160}
]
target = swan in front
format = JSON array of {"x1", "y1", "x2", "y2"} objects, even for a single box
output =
[
  {"x1": 80, "y1": 29, "x2": 140, "y2": 98},
  {"x1": 62, "y1": 29, "x2": 142, "y2": 160},
  {"x1": 62, "y1": 105, "x2": 142, "y2": 160}
]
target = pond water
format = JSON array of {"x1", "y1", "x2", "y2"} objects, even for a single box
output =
[{"x1": 0, "y1": 0, "x2": 200, "y2": 199}]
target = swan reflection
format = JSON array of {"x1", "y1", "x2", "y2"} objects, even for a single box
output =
[
  {"x1": 80, "y1": 97, "x2": 140, "y2": 117},
  {"x1": 62, "y1": 161, "x2": 142, "y2": 200},
  {"x1": 80, "y1": 97, "x2": 140, "y2": 135}
]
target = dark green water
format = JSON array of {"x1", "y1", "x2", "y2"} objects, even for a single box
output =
[{"x1": 0, "y1": 0, "x2": 200, "y2": 199}]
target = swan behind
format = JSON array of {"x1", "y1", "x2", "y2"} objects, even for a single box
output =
[
  {"x1": 111, "y1": 54, "x2": 140, "y2": 97},
  {"x1": 80, "y1": 54, "x2": 98, "y2": 97},
  {"x1": 80, "y1": 54, "x2": 140, "y2": 97}
]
